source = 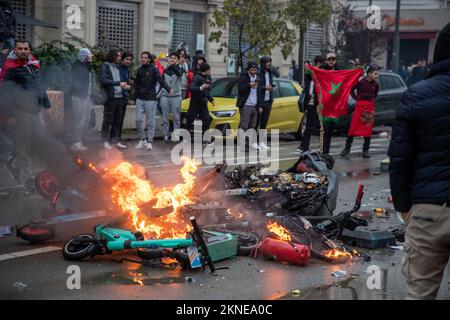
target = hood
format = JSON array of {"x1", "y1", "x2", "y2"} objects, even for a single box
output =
[
  {"x1": 0, "y1": 51, "x2": 40, "y2": 80},
  {"x1": 77, "y1": 48, "x2": 92, "y2": 63},
  {"x1": 433, "y1": 22, "x2": 450, "y2": 64},
  {"x1": 260, "y1": 56, "x2": 272, "y2": 69}
]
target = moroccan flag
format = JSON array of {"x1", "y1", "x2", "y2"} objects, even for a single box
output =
[{"x1": 307, "y1": 65, "x2": 363, "y2": 123}]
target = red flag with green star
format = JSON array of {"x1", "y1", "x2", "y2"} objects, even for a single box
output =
[{"x1": 307, "y1": 65, "x2": 363, "y2": 123}]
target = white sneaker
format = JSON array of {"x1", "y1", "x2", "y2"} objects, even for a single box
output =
[
  {"x1": 251, "y1": 143, "x2": 261, "y2": 150},
  {"x1": 103, "y1": 142, "x2": 113, "y2": 150},
  {"x1": 146, "y1": 143, "x2": 153, "y2": 150},
  {"x1": 259, "y1": 143, "x2": 270, "y2": 151},
  {"x1": 116, "y1": 142, "x2": 128, "y2": 149},
  {"x1": 71, "y1": 142, "x2": 88, "y2": 152},
  {"x1": 135, "y1": 140, "x2": 147, "y2": 150}
]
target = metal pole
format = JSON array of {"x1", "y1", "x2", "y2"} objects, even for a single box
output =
[{"x1": 392, "y1": 0, "x2": 401, "y2": 73}]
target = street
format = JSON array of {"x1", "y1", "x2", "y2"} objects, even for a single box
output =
[{"x1": 1, "y1": 131, "x2": 449, "y2": 300}]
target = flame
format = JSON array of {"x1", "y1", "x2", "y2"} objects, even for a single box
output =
[
  {"x1": 267, "y1": 221, "x2": 292, "y2": 242},
  {"x1": 227, "y1": 208, "x2": 243, "y2": 220},
  {"x1": 323, "y1": 248, "x2": 353, "y2": 259},
  {"x1": 100, "y1": 156, "x2": 199, "y2": 239}
]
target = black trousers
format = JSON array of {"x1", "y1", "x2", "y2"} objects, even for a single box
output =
[
  {"x1": 345, "y1": 136, "x2": 371, "y2": 153},
  {"x1": 101, "y1": 98, "x2": 124, "y2": 143},
  {"x1": 118, "y1": 98, "x2": 128, "y2": 140},
  {"x1": 300, "y1": 103, "x2": 319, "y2": 151},
  {"x1": 321, "y1": 121, "x2": 336, "y2": 155},
  {"x1": 257, "y1": 101, "x2": 273, "y2": 130},
  {"x1": 186, "y1": 100, "x2": 211, "y2": 134}
]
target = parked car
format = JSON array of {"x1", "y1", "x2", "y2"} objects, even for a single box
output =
[
  {"x1": 299, "y1": 71, "x2": 408, "y2": 136},
  {"x1": 181, "y1": 77, "x2": 304, "y2": 139}
]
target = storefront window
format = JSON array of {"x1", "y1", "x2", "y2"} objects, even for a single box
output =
[{"x1": 169, "y1": 10, "x2": 205, "y2": 56}]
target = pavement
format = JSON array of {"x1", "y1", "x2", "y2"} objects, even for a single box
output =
[{"x1": 0, "y1": 129, "x2": 449, "y2": 300}]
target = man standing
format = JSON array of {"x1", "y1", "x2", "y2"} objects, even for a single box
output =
[
  {"x1": 100, "y1": 49, "x2": 129, "y2": 150},
  {"x1": 256, "y1": 56, "x2": 275, "y2": 151},
  {"x1": 186, "y1": 54, "x2": 206, "y2": 100},
  {"x1": 161, "y1": 51, "x2": 184, "y2": 143},
  {"x1": 298, "y1": 55, "x2": 324, "y2": 153},
  {"x1": 118, "y1": 51, "x2": 133, "y2": 143},
  {"x1": 187, "y1": 63, "x2": 215, "y2": 139},
  {"x1": 237, "y1": 62, "x2": 259, "y2": 151},
  {"x1": 69, "y1": 48, "x2": 94, "y2": 152},
  {"x1": 0, "y1": 39, "x2": 51, "y2": 181},
  {"x1": 134, "y1": 51, "x2": 172, "y2": 151},
  {"x1": 319, "y1": 52, "x2": 339, "y2": 155},
  {"x1": 388, "y1": 22, "x2": 450, "y2": 300}
]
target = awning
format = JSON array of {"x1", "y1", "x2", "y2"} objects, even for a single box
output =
[{"x1": 15, "y1": 12, "x2": 58, "y2": 29}]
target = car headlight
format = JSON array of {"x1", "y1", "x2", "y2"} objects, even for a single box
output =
[{"x1": 212, "y1": 110, "x2": 237, "y2": 118}]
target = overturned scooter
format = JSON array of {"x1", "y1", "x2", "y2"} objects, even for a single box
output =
[{"x1": 62, "y1": 217, "x2": 217, "y2": 272}]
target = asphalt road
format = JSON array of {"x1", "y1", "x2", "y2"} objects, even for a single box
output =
[{"x1": 0, "y1": 132, "x2": 449, "y2": 300}]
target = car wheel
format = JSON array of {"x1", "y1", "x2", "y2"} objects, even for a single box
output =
[{"x1": 294, "y1": 115, "x2": 306, "y2": 140}]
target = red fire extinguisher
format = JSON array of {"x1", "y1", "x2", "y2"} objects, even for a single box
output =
[{"x1": 259, "y1": 237, "x2": 310, "y2": 266}]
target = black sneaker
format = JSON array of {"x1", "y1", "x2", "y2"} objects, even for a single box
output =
[
  {"x1": 340, "y1": 148, "x2": 350, "y2": 157},
  {"x1": 362, "y1": 152, "x2": 370, "y2": 158}
]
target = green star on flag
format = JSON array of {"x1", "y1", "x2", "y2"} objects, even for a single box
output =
[{"x1": 328, "y1": 81, "x2": 342, "y2": 95}]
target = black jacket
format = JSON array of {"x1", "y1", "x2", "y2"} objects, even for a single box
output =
[
  {"x1": 3, "y1": 59, "x2": 51, "y2": 113},
  {"x1": 237, "y1": 72, "x2": 259, "y2": 108},
  {"x1": 135, "y1": 64, "x2": 170, "y2": 101},
  {"x1": 258, "y1": 68, "x2": 275, "y2": 103},
  {"x1": 100, "y1": 62, "x2": 123, "y2": 100},
  {"x1": 189, "y1": 73, "x2": 214, "y2": 106},
  {"x1": 388, "y1": 58, "x2": 450, "y2": 212},
  {"x1": 70, "y1": 61, "x2": 93, "y2": 98}
]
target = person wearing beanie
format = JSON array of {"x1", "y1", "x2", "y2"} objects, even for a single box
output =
[
  {"x1": 237, "y1": 61, "x2": 260, "y2": 151},
  {"x1": 388, "y1": 21, "x2": 450, "y2": 300},
  {"x1": 341, "y1": 65, "x2": 379, "y2": 158},
  {"x1": 69, "y1": 47, "x2": 94, "y2": 152},
  {"x1": 186, "y1": 62, "x2": 215, "y2": 138}
]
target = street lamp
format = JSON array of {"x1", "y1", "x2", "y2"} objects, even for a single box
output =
[{"x1": 392, "y1": 0, "x2": 401, "y2": 73}]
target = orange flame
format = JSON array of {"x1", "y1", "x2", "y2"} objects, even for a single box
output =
[
  {"x1": 101, "y1": 156, "x2": 199, "y2": 239},
  {"x1": 227, "y1": 208, "x2": 243, "y2": 220},
  {"x1": 266, "y1": 221, "x2": 292, "y2": 242},
  {"x1": 323, "y1": 248, "x2": 353, "y2": 259}
]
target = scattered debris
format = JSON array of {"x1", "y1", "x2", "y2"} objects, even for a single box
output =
[
  {"x1": 291, "y1": 289, "x2": 301, "y2": 296},
  {"x1": 388, "y1": 195, "x2": 393, "y2": 203},
  {"x1": 379, "y1": 132, "x2": 390, "y2": 138},
  {"x1": 331, "y1": 270, "x2": 347, "y2": 278},
  {"x1": 380, "y1": 159, "x2": 390, "y2": 172},
  {"x1": 373, "y1": 208, "x2": 389, "y2": 218},
  {"x1": 258, "y1": 270, "x2": 266, "y2": 274},
  {"x1": 13, "y1": 282, "x2": 29, "y2": 292},
  {"x1": 389, "y1": 245, "x2": 404, "y2": 250},
  {"x1": 0, "y1": 225, "x2": 13, "y2": 237}
]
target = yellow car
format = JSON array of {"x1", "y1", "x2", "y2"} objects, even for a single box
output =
[{"x1": 181, "y1": 77, "x2": 304, "y2": 139}]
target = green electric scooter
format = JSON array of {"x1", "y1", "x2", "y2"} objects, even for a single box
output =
[{"x1": 62, "y1": 217, "x2": 216, "y2": 272}]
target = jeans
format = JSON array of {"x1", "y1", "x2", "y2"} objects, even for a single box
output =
[
  {"x1": 300, "y1": 103, "x2": 319, "y2": 151},
  {"x1": 136, "y1": 99, "x2": 158, "y2": 143},
  {"x1": 186, "y1": 100, "x2": 211, "y2": 134},
  {"x1": 71, "y1": 95, "x2": 93, "y2": 143},
  {"x1": 238, "y1": 106, "x2": 258, "y2": 148},
  {"x1": 321, "y1": 121, "x2": 336, "y2": 155},
  {"x1": 160, "y1": 95, "x2": 182, "y2": 138},
  {"x1": 257, "y1": 101, "x2": 273, "y2": 130},
  {"x1": 118, "y1": 98, "x2": 128, "y2": 140}
]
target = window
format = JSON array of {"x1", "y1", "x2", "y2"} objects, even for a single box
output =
[
  {"x1": 279, "y1": 81, "x2": 298, "y2": 97},
  {"x1": 209, "y1": 79, "x2": 238, "y2": 98},
  {"x1": 96, "y1": 0, "x2": 140, "y2": 58},
  {"x1": 169, "y1": 10, "x2": 205, "y2": 55},
  {"x1": 380, "y1": 75, "x2": 404, "y2": 91},
  {"x1": 12, "y1": 0, "x2": 32, "y2": 43}
]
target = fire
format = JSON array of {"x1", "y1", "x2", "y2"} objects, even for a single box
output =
[
  {"x1": 227, "y1": 208, "x2": 243, "y2": 220},
  {"x1": 267, "y1": 221, "x2": 292, "y2": 242},
  {"x1": 100, "y1": 156, "x2": 199, "y2": 239},
  {"x1": 323, "y1": 248, "x2": 353, "y2": 259}
]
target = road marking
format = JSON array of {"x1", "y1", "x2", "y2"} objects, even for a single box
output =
[{"x1": 0, "y1": 246, "x2": 61, "y2": 262}]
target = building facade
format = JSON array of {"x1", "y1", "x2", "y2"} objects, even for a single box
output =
[
  {"x1": 12, "y1": 0, "x2": 306, "y2": 78},
  {"x1": 346, "y1": 0, "x2": 450, "y2": 67}
]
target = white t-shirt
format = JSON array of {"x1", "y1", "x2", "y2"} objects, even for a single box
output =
[
  {"x1": 245, "y1": 74, "x2": 258, "y2": 107},
  {"x1": 264, "y1": 72, "x2": 270, "y2": 101}
]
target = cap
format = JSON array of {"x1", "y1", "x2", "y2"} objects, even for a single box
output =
[{"x1": 326, "y1": 53, "x2": 336, "y2": 60}]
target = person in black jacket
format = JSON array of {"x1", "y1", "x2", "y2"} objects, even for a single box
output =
[
  {"x1": 256, "y1": 56, "x2": 275, "y2": 151},
  {"x1": 100, "y1": 49, "x2": 130, "y2": 150},
  {"x1": 388, "y1": 22, "x2": 450, "y2": 300},
  {"x1": 69, "y1": 48, "x2": 94, "y2": 152},
  {"x1": 0, "y1": 39, "x2": 51, "y2": 181},
  {"x1": 117, "y1": 51, "x2": 133, "y2": 142},
  {"x1": 186, "y1": 63, "x2": 215, "y2": 139},
  {"x1": 134, "y1": 51, "x2": 172, "y2": 151},
  {"x1": 319, "y1": 52, "x2": 340, "y2": 155},
  {"x1": 237, "y1": 61, "x2": 259, "y2": 151},
  {"x1": 0, "y1": 0, "x2": 16, "y2": 51},
  {"x1": 298, "y1": 55, "x2": 324, "y2": 153}
]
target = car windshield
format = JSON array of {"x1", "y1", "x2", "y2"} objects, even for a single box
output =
[{"x1": 209, "y1": 79, "x2": 238, "y2": 98}]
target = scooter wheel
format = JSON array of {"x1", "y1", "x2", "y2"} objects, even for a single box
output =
[{"x1": 62, "y1": 234, "x2": 96, "y2": 261}]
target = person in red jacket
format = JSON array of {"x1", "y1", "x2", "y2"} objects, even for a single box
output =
[{"x1": 341, "y1": 66, "x2": 379, "y2": 158}]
